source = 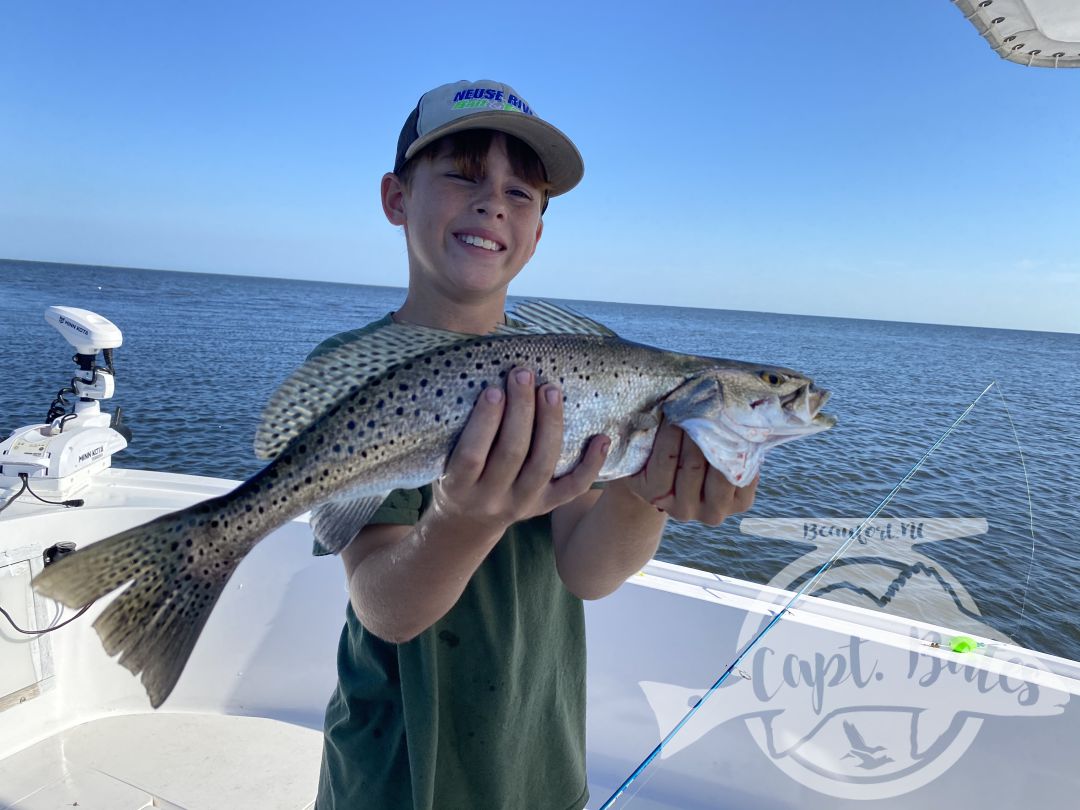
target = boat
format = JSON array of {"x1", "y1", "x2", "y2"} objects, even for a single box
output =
[{"x1": 3, "y1": 4, "x2": 1079, "y2": 806}]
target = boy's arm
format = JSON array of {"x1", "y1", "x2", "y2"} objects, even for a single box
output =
[
  {"x1": 339, "y1": 368, "x2": 608, "y2": 644},
  {"x1": 551, "y1": 419, "x2": 759, "y2": 601}
]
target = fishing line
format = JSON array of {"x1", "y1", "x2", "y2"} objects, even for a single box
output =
[
  {"x1": 992, "y1": 382, "x2": 1037, "y2": 637},
  {"x1": 600, "y1": 381, "x2": 999, "y2": 809}
]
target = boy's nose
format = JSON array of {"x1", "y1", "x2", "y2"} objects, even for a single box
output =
[
  {"x1": 473, "y1": 190, "x2": 506, "y2": 219},
  {"x1": 474, "y1": 171, "x2": 516, "y2": 217}
]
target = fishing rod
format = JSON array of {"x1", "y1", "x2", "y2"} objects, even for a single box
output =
[{"x1": 600, "y1": 380, "x2": 1004, "y2": 808}]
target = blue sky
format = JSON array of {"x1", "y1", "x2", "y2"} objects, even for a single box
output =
[{"x1": 1, "y1": 1, "x2": 1077, "y2": 333}]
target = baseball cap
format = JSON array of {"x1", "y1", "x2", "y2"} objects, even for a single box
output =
[{"x1": 394, "y1": 80, "x2": 584, "y2": 196}]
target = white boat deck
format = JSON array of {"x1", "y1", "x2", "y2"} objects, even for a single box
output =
[{"x1": 1, "y1": 714, "x2": 320, "y2": 810}]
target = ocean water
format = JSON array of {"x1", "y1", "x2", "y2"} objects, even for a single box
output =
[{"x1": 2, "y1": 259, "x2": 1078, "y2": 662}]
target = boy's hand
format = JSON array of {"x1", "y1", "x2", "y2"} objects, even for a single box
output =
[
  {"x1": 613, "y1": 416, "x2": 759, "y2": 525},
  {"x1": 430, "y1": 368, "x2": 610, "y2": 535}
]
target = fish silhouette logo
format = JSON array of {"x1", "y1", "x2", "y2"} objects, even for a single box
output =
[{"x1": 639, "y1": 518, "x2": 1069, "y2": 800}]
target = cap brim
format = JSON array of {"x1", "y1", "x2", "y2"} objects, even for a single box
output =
[{"x1": 402, "y1": 112, "x2": 584, "y2": 197}]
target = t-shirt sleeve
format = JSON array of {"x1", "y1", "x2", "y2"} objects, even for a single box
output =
[{"x1": 310, "y1": 488, "x2": 424, "y2": 556}]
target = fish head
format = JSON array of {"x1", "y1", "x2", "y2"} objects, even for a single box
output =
[
  {"x1": 714, "y1": 362, "x2": 836, "y2": 440},
  {"x1": 661, "y1": 362, "x2": 835, "y2": 485}
]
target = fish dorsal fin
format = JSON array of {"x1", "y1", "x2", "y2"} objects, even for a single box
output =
[
  {"x1": 501, "y1": 300, "x2": 618, "y2": 337},
  {"x1": 254, "y1": 322, "x2": 470, "y2": 460}
]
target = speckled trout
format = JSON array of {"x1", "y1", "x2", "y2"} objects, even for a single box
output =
[{"x1": 33, "y1": 301, "x2": 834, "y2": 707}]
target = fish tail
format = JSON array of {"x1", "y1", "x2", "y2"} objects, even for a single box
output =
[{"x1": 32, "y1": 494, "x2": 255, "y2": 708}]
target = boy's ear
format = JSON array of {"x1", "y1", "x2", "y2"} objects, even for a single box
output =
[
  {"x1": 381, "y1": 172, "x2": 407, "y2": 226},
  {"x1": 528, "y1": 218, "x2": 543, "y2": 259}
]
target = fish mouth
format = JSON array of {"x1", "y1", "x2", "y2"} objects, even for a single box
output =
[{"x1": 780, "y1": 383, "x2": 835, "y2": 428}]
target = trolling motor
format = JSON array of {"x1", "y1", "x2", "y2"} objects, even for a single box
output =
[{"x1": 0, "y1": 306, "x2": 131, "y2": 498}]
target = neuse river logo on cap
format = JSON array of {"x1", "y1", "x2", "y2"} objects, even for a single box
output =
[
  {"x1": 451, "y1": 87, "x2": 535, "y2": 115},
  {"x1": 638, "y1": 518, "x2": 1069, "y2": 800}
]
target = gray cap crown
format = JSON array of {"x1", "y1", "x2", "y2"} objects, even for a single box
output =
[{"x1": 394, "y1": 80, "x2": 584, "y2": 197}]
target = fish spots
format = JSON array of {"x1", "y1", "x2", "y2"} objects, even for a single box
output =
[{"x1": 347, "y1": 420, "x2": 356, "y2": 430}]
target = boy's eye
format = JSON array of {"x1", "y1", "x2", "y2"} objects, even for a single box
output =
[
  {"x1": 508, "y1": 188, "x2": 533, "y2": 200},
  {"x1": 446, "y1": 172, "x2": 475, "y2": 182}
]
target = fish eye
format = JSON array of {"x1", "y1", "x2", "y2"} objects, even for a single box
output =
[{"x1": 759, "y1": 370, "x2": 786, "y2": 386}]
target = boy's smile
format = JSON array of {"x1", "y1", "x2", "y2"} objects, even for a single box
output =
[{"x1": 383, "y1": 133, "x2": 545, "y2": 324}]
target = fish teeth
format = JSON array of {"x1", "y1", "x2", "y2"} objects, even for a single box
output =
[{"x1": 458, "y1": 233, "x2": 501, "y2": 251}]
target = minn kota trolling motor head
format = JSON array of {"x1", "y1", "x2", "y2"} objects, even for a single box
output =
[{"x1": 0, "y1": 307, "x2": 132, "y2": 499}]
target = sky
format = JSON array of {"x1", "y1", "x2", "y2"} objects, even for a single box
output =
[{"x1": 1, "y1": 1, "x2": 1077, "y2": 333}]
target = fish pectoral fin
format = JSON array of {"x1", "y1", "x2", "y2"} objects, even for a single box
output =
[
  {"x1": 255, "y1": 322, "x2": 472, "y2": 460},
  {"x1": 660, "y1": 376, "x2": 721, "y2": 422},
  {"x1": 500, "y1": 300, "x2": 619, "y2": 337},
  {"x1": 309, "y1": 493, "x2": 392, "y2": 554}
]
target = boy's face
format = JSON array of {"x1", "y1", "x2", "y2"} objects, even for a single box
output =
[{"x1": 383, "y1": 133, "x2": 545, "y2": 305}]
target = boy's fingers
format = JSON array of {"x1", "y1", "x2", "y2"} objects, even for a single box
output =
[
  {"x1": 733, "y1": 472, "x2": 760, "y2": 510},
  {"x1": 443, "y1": 386, "x2": 505, "y2": 485},
  {"x1": 700, "y1": 466, "x2": 737, "y2": 524},
  {"x1": 637, "y1": 418, "x2": 682, "y2": 503},
  {"x1": 515, "y1": 383, "x2": 565, "y2": 494},
  {"x1": 673, "y1": 434, "x2": 707, "y2": 514},
  {"x1": 547, "y1": 434, "x2": 610, "y2": 506},
  {"x1": 483, "y1": 368, "x2": 537, "y2": 484}
]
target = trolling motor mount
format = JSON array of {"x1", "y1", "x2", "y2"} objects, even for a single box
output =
[{"x1": 0, "y1": 307, "x2": 130, "y2": 498}]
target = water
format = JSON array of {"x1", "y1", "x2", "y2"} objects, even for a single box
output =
[{"x1": 2, "y1": 258, "x2": 1078, "y2": 661}]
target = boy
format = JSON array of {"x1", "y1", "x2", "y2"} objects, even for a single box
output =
[{"x1": 313, "y1": 79, "x2": 759, "y2": 809}]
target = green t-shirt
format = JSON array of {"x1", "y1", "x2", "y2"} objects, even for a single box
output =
[{"x1": 311, "y1": 316, "x2": 589, "y2": 810}]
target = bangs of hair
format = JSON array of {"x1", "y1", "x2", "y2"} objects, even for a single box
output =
[{"x1": 399, "y1": 130, "x2": 551, "y2": 210}]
